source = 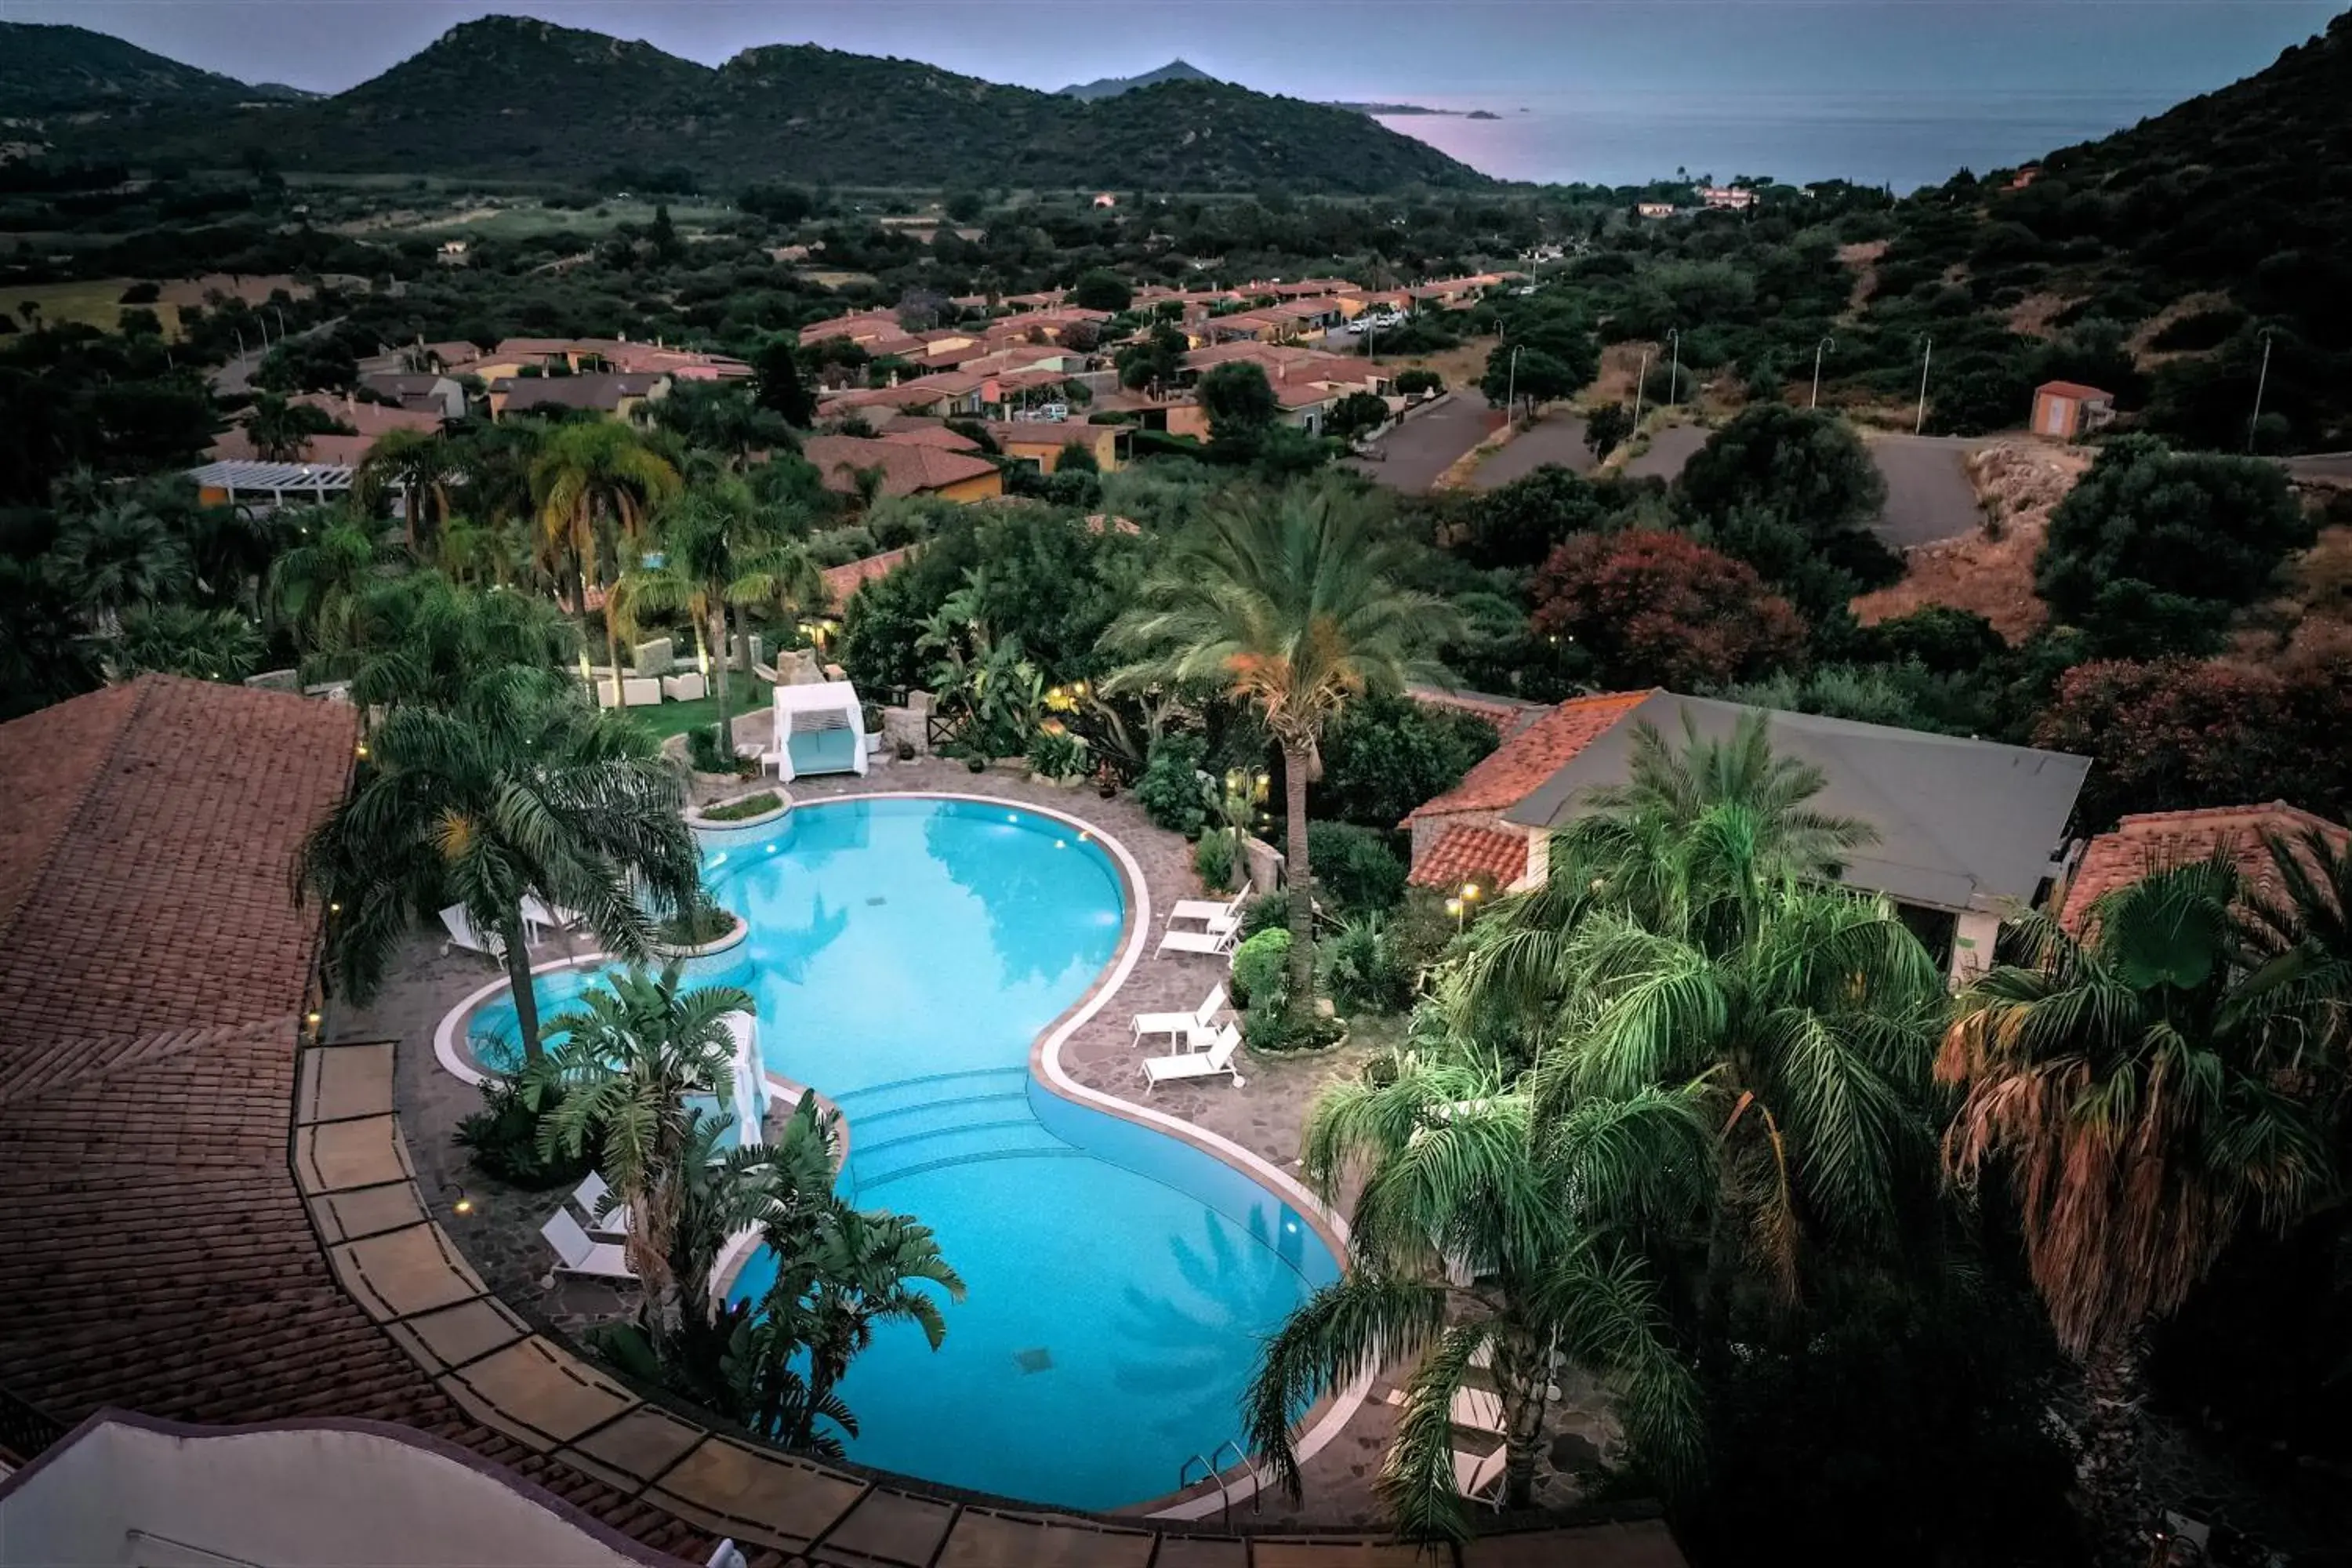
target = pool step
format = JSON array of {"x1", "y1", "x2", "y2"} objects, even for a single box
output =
[
  {"x1": 851, "y1": 1122, "x2": 1078, "y2": 1192},
  {"x1": 830, "y1": 1067, "x2": 1031, "y2": 1120}
]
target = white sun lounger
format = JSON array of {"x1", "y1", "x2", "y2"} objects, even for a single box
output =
[
  {"x1": 441, "y1": 903, "x2": 550, "y2": 960},
  {"x1": 1450, "y1": 1385, "x2": 1506, "y2": 1436},
  {"x1": 1454, "y1": 1444, "x2": 1508, "y2": 1508},
  {"x1": 1142, "y1": 1025, "x2": 1244, "y2": 1091},
  {"x1": 541, "y1": 1208, "x2": 633, "y2": 1279},
  {"x1": 1132, "y1": 983, "x2": 1227, "y2": 1049},
  {"x1": 572, "y1": 1171, "x2": 633, "y2": 1240},
  {"x1": 521, "y1": 895, "x2": 586, "y2": 932},
  {"x1": 1166, "y1": 890, "x2": 1245, "y2": 928},
  {"x1": 1155, "y1": 915, "x2": 1239, "y2": 960}
]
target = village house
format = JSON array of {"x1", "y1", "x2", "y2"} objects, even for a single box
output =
[
  {"x1": 982, "y1": 420, "x2": 1123, "y2": 474},
  {"x1": 488, "y1": 371, "x2": 670, "y2": 423},
  {"x1": 356, "y1": 371, "x2": 467, "y2": 421},
  {"x1": 800, "y1": 434, "x2": 1004, "y2": 502},
  {"x1": 1400, "y1": 690, "x2": 2091, "y2": 985},
  {"x1": 1636, "y1": 201, "x2": 1679, "y2": 220},
  {"x1": 2057, "y1": 802, "x2": 2350, "y2": 930},
  {"x1": 1698, "y1": 185, "x2": 1758, "y2": 210}
]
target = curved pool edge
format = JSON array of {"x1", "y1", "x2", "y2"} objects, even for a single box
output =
[{"x1": 424, "y1": 789, "x2": 1369, "y2": 1522}]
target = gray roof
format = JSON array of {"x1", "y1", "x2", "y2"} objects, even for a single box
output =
[
  {"x1": 1501, "y1": 691, "x2": 2090, "y2": 916},
  {"x1": 493, "y1": 372, "x2": 666, "y2": 411}
]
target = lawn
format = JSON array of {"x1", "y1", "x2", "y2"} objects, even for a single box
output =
[
  {"x1": 11, "y1": 279, "x2": 182, "y2": 339},
  {"x1": 630, "y1": 678, "x2": 776, "y2": 743}
]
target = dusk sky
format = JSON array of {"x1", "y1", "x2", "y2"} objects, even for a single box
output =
[{"x1": 12, "y1": 0, "x2": 2343, "y2": 104}]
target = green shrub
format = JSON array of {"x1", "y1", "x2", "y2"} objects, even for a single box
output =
[
  {"x1": 655, "y1": 896, "x2": 737, "y2": 948},
  {"x1": 1306, "y1": 821, "x2": 1407, "y2": 913},
  {"x1": 1239, "y1": 890, "x2": 1297, "y2": 938},
  {"x1": 455, "y1": 1079, "x2": 592, "y2": 1189},
  {"x1": 1025, "y1": 726, "x2": 1091, "y2": 781},
  {"x1": 701, "y1": 790, "x2": 782, "y2": 822},
  {"x1": 1135, "y1": 735, "x2": 1213, "y2": 837},
  {"x1": 1230, "y1": 927, "x2": 1292, "y2": 1009},
  {"x1": 1243, "y1": 1000, "x2": 1347, "y2": 1054},
  {"x1": 1322, "y1": 913, "x2": 1414, "y2": 1013},
  {"x1": 685, "y1": 727, "x2": 753, "y2": 775},
  {"x1": 1394, "y1": 368, "x2": 1442, "y2": 396},
  {"x1": 1192, "y1": 831, "x2": 1238, "y2": 893}
]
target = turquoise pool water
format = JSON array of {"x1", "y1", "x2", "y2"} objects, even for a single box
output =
[{"x1": 465, "y1": 796, "x2": 1335, "y2": 1509}]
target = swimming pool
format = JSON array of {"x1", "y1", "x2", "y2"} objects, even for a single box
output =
[{"x1": 462, "y1": 796, "x2": 1338, "y2": 1510}]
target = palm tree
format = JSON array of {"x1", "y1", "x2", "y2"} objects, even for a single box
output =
[
  {"x1": 1107, "y1": 481, "x2": 1459, "y2": 1000},
  {"x1": 305, "y1": 574, "x2": 577, "y2": 712},
  {"x1": 616, "y1": 480, "x2": 820, "y2": 757},
  {"x1": 774, "y1": 1209, "x2": 964, "y2": 1454},
  {"x1": 1941, "y1": 859, "x2": 2332, "y2": 1566},
  {"x1": 530, "y1": 967, "x2": 753, "y2": 1330},
  {"x1": 245, "y1": 391, "x2": 320, "y2": 463},
  {"x1": 357, "y1": 427, "x2": 458, "y2": 555},
  {"x1": 267, "y1": 510, "x2": 392, "y2": 652},
  {"x1": 49, "y1": 499, "x2": 194, "y2": 631},
  {"x1": 531, "y1": 421, "x2": 681, "y2": 703},
  {"x1": 1461, "y1": 719, "x2": 1940, "y2": 1307},
  {"x1": 299, "y1": 664, "x2": 702, "y2": 1064},
  {"x1": 1244, "y1": 1051, "x2": 1709, "y2": 1536},
  {"x1": 107, "y1": 603, "x2": 264, "y2": 683}
]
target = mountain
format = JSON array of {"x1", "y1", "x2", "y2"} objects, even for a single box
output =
[
  {"x1": 1058, "y1": 60, "x2": 1217, "y2": 100},
  {"x1": 0, "y1": 21, "x2": 303, "y2": 116},
  {"x1": 29, "y1": 17, "x2": 1483, "y2": 194}
]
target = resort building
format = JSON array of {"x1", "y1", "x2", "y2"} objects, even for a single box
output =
[
  {"x1": 1401, "y1": 690, "x2": 2091, "y2": 983},
  {"x1": 2058, "y1": 801, "x2": 2350, "y2": 929}
]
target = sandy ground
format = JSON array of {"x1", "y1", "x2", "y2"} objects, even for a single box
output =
[{"x1": 1851, "y1": 439, "x2": 2088, "y2": 640}]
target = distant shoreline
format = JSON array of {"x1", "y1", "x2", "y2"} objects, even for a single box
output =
[{"x1": 1330, "y1": 101, "x2": 1500, "y2": 119}]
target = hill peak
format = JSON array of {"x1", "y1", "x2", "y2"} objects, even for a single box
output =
[{"x1": 1059, "y1": 59, "x2": 1218, "y2": 100}]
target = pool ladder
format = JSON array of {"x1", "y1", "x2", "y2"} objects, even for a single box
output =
[{"x1": 1177, "y1": 1438, "x2": 1261, "y2": 1528}]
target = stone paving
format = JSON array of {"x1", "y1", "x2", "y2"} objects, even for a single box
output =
[{"x1": 332, "y1": 752, "x2": 1652, "y2": 1556}]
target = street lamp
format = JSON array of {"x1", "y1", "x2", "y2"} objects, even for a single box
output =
[
  {"x1": 2247, "y1": 328, "x2": 2276, "y2": 453},
  {"x1": 1665, "y1": 328, "x2": 1681, "y2": 411},
  {"x1": 1632, "y1": 347, "x2": 1651, "y2": 426},
  {"x1": 1811, "y1": 336, "x2": 1835, "y2": 410},
  {"x1": 1914, "y1": 336, "x2": 1933, "y2": 434},
  {"x1": 1446, "y1": 897, "x2": 1465, "y2": 932},
  {"x1": 1503, "y1": 345, "x2": 1524, "y2": 423}
]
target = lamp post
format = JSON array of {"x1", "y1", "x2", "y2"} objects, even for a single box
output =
[
  {"x1": 1504, "y1": 345, "x2": 1523, "y2": 423},
  {"x1": 1446, "y1": 897, "x2": 1465, "y2": 933},
  {"x1": 1811, "y1": 336, "x2": 1835, "y2": 410},
  {"x1": 1913, "y1": 336, "x2": 1933, "y2": 435},
  {"x1": 1666, "y1": 327, "x2": 1681, "y2": 410},
  {"x1": 1632, "y1": 347, "x2": 1651, "y2": 426},
  {"x1": 2247, "y1": 328, "x2": 2275, "y2": 453}
]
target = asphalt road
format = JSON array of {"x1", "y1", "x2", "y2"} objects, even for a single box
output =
[
  {"x1": 1341, "y1": 394, "x2": 1500, "y2": 493},
  {"x1": 1468, "y1": 413, "x2": 1593, "y2": 489},
  {"x1": 1865, "y1": 433, "x2": 1990, "y2": 548},
  {"x1": 2285, "y1": 452, "x2": 2352, "y2": 483},
  {"x1": 207, "y1": 315, "x2": 343, "y2": 395},
  {"x1": 1620, "y1": 423, "x2": 1710, "y2": 482}
]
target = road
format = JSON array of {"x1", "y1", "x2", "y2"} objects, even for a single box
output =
[
  {"x1": 1620, "y1": 423, "x2": 1710, "y2": 482},
  {"x1": 1468, "y1": 413, "x2": 1592, "y2": 489},
  {"x1": 1865, "y1": 433, "x2": 1991, "y2": 548},
  {"x1": 207, "y1": 315, "x2": 344, "y2": 395},
  {"x1": 1341, "y1": 394, "x2": 1501, "y2": 493},
  {"x1": 2285, "y1": 452, "x2": 2352, "y2": 483}
]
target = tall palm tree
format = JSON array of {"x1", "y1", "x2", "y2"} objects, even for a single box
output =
[
  {"x1": 530, "y1": 967, "x2": 753, "y2": 1330},
  {"x1": 773, "y1": 1209, "x2": 964, "y2": 1454},
  {"x1": 357, "y1": 427, "x2": 459, "y2": 555},
  {"x1": 267, "y1": 510, "x2": 392, "y2": 652},
  {"x1": 1244, "y1": 1051, "x2": 1709, "y2": 1536},
  {"x1": 531, "y1": 422, "x2": 681, "y2": 702},
  {"x1": 299, "y1": 665, "x2": 702, "y2": 1064},
  {"x1": 245, "y1": 390, "x2": 321, "y2": 463},
  {"x1": 616, "y1": 480, "x2": 819, "y2": 757},
  {"x1": 1461, "y1": 720, "x2": 1939, "y2": 1307},
  {"x1": 106, "y1": 603, "x2": 264, "y2": 683},
  {"x1": 1108, "y1": 481, "x2": 1459, "y2": 1000},
  {"x1": 1941, "y1": 859, "x2": 2332, "y2": 1566},
  {"x1": 49, "y1": 499, "x2": 194, "y2": 630},
  {"x1": 307, "y1": 574, "x2": 577, "y2": 712}
]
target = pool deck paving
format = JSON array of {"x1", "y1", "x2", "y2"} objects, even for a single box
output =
[{"x1": 328, "y1": 753, "x2": 1664, "y2": 1561}]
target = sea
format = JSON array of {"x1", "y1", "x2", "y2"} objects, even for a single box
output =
[{"x1": 1375, "y1": 89, "x2": 2182, "y2": 192}]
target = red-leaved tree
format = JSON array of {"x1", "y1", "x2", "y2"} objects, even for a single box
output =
[
  {"x1": 1530, "y1": 529, "x2": 1807, "y2": 691},
  {"x1": 2033, "y1": 655, "x2": 2352, "y2": 831}
]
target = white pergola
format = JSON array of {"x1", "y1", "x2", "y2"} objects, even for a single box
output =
[
  {"x1": 769, "y1": 680, "x2": 868, "y2": 781},
  {"x1": 186, "y1": 459, "x2": 355, "y2": 511}
]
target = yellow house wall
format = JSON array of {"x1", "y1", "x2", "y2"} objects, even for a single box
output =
[{"x1": 932, "y1": 471, "x2": 1005, "y2": 503}]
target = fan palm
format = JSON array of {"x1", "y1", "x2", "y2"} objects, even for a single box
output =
[
  {"x1": 1245, "y1": 1051, "x2": 1709, "y2": 1537},
  {"x1": 308, "y1": 574, "x2": 578, "y2": 712},
  {"x1": 531, "y1": 421, "x2": 681, "y2": 702},
  {"x1": 106, "y1": 603, "x2": 264, "y2": 683},
  {"x1": 529, "y1": 967, "x2": 753, "y2": 1330},
  {"x1": 1107, "y1": 481, "x2": 1458, "y2": 999},
  {"x1": 299, "y1": 664, "x2": 702, "y2": 1064},
  {"x1": 1940, "y1": 858, "x2": 2332, "y2": 1566},
  {"x1": 50, "y1": 499, "x2": 193, "y2": 629}
]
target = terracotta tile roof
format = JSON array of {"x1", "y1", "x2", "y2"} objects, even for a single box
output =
[
  {"x1": 1403, "y1": 690, "x2": 1653, "y2": 823},
  {"x1": 1407, "y1": 684, "x2": 1549, "y2": 739},
  {"x1": 0, "y1": 677, "x2": 717, "y2": 1563},
  {"x1": 801, "y1": 434, "x2": 998, "y2": 498},
  {"x1": 2035, "y1": 379, "x2": 2114, "y2": 401},
  {"x1": 820, "y1": 545, "x2": 916, "y2": 608},
  {"x1": 493, "y1": 373, "x2": 668, "y2": 412},
  {"x1": 1408, "y1": 826, "x2": 1528, "y2": 893},
  {"x1": 876, "y1": 423, "x2": 982, "y2": 452},
  {"x1": 2060, "y1": 801, "x2": 2349, "y2": 932}
]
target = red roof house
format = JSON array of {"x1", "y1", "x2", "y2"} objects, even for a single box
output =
[{"x1": 2059, "y1": 802, "x2": 2349, "y2": 934}]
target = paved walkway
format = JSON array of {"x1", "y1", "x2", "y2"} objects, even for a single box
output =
[
  {"x1": 1468, "y1": 412, "x2": 1594, "y2": 489},
  {"x1": 328, "y1": 757, "x2": 1664, "y2": 1562}
]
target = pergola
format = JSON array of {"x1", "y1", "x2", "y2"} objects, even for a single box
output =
[{"x1": 187, "y1": 459, "x2": 355, "y2": 511}]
